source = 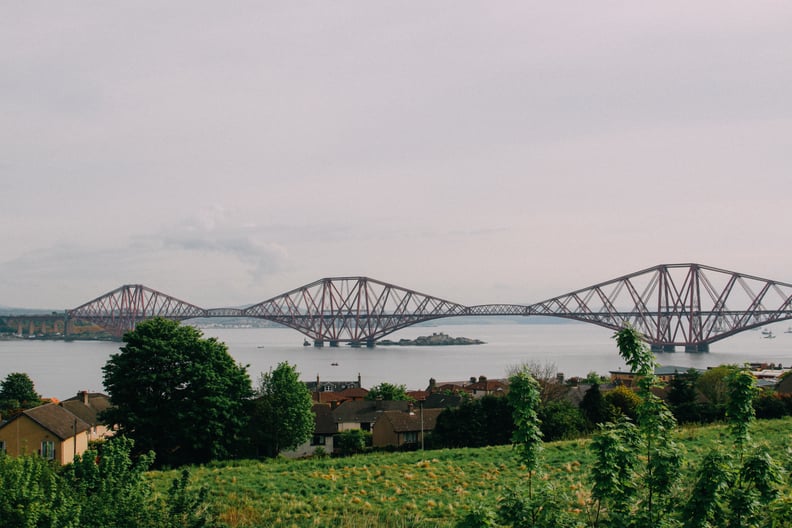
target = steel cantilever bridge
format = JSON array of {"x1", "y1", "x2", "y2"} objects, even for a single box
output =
[{"x1": 66, "y1": 263, "x2": 792, "y2": 351}]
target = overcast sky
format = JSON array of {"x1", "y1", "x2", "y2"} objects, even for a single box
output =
[{"x1": 2, "y1": 1, "x2": 791, "y2": 310}]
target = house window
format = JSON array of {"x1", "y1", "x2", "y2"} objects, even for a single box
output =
[
  {"x1": 0, "y1": 440, "x2": 6, "y2": 454},
  {"x1": 41, "y1": 440, "x2": 55, "y2": 460},
  {"x1": 403, "y1": 431, "x2": 418, "y2": 444},
  {"x1": 360, "y1": 422, "x2": 371, "y2": 432},
  {"x1": 311, "y1": 435, "x2": 326, "y2": 446}
]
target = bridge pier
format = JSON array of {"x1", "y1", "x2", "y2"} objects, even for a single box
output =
[
  {"x1": 685, "y1": 343, "x2": 709, "y2": 353},
  {"x1": 313, "y1": 340, "x2": 324, "y2": 347},
  {"x1": 329, "y1": 340, "x2": 339, "y2": 347},
  {"x1": 651, "y1": 344, "x2": 676, "y2": 353},
  {"x1": 366, "y1": 339, "x2": 376, "y2": 348}
]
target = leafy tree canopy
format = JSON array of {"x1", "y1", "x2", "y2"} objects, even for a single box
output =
[
  {"x1": 101, "y1": 317, "x2": 252, "y2": 467},
  {"x1": 249, "y1": 362, "x2": 315, "y2": 458},
  {"x1": 604, "y1": 384, "x2": 641, "y2": 421},
  {"x1": 697, "y1": 364, "x2": 739, "y2": 407},
  {"x1": 365, "y1": 382, "x2": 411, "y2": 401},
  {"x1": 0, "y1": 372, "x2": 41, "y2": 415}
]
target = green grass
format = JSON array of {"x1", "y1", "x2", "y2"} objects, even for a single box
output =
[{"x1": 149, "y1": 417, "x2": 792, "y2": 527}]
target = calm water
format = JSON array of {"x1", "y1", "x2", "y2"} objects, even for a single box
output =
[{"x1": 2, "y1": 321, "x2": 791, "y2": 400}]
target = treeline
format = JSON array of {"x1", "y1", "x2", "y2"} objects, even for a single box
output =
[{"x1": 426, "y1": 366, "x2": 792, "y2": 450}]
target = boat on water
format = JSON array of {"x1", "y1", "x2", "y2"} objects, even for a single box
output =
[
  {"x1": 330, "y1": 362, "x2": 339, "y2": 366},
  {"x1": 761, "y1": 328, "x2": 772, "y2": 336},
  {"x1": 764, "y1": 331, "x2": 776, "y2": 339},
  {"x1": 303, "y1": 339, "x2": 311, "y2": 346},
  {"x1": 786, "y1": 327, "x2": 792, "y2": 334}
]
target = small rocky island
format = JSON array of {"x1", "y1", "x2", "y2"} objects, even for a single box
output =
[{"x1": 377, "y1": 332, "x2": 484, "y2": 346}]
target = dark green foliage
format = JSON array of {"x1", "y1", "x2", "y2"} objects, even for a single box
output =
[
  {"x1": 432, "y1": 400, "x2": 487, "y2": 448},
  {"x1": 538, "y1": 399, "x2": 586, "y2": 441},
  {"x1": 431, "y1": 395, "x2": 514, "y2": 449},
  {"x1": 365, "y1": 382, "x2": 411, "y2": 401},
  {"x1": 336, "y1": 429, "x2": 371, "y2": 456},
  {"x1": 480, "y1": 394, "x2": 514, "y2": 445},
  {"x1": 249, "y1": 362, "x2": 315, "y2": 457},
  {"x1": 579, "y1": 382, "x2": 615, "y2": 429},
  {"x1": 102, "y1": 317, "x2": 252, "y2": 467},
  {"x1": 667, "y1": 369, "x2": 705, "y2": 424},
  {"x1": 0, "y1": 371, "x2": 41, "y2": 416},
  {"x1": 753, "y1": 391, "x2": 789, "y2": 419}
]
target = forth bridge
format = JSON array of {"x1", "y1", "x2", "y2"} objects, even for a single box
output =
[{"x1": 7, "y1": 263, "x2": 792, "y2": 352}]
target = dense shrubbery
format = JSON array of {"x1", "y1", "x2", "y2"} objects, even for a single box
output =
[{"x1": 0, "y1": 437, "x2": 213, "y2": 528}]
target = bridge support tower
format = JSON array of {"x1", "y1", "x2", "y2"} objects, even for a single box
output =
[
  {"x1": 651, "y1": 344, "x2": 677, "y2": 353},
  {"x1": 685, "y1": 343, "x2": 709, "y2": 353}
]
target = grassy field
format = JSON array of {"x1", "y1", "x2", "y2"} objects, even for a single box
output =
[{"x1": 151, "y1": 417, "x2": 792, "y2": 527}]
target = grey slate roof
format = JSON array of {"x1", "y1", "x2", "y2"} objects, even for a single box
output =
[
  {"x1": 312, "y1": 404, "x2": 337, "y2": 435},
  {"x1": 332, "y1": 400, "x2": 409, "y2": 423},
  {"x1": 60, "y1": 392, "x2": 111, "y2": 426},
  {"x1": 378, "y1": 408, "x2": 443, "y2": 433}
]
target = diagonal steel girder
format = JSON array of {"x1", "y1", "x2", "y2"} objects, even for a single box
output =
[
  {"x1": 67, "y1": 284, "x2": 207, "y2": 338},
  {"x1": 524, "y1": 263, "x2": 792, "y2": 347},
  {"x1": 242, "y1": 277, "x2": 469, "y2": 343}
]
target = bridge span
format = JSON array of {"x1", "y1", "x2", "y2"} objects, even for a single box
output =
[{"x1": 37, "y1": 263, "x2": 792, "y2": 350}]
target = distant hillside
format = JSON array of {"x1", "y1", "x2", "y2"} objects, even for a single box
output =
[{"x1": 0, "y1": 306, "x2": 60, "y2": 316}]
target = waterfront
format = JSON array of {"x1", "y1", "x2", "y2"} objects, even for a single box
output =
[{"x1": 2, "y1": 320, "x2": 791, "y2": 400}]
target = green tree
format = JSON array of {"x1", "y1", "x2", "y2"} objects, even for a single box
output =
[
  {"x1": 432, "y1": 399, "x2": 487, "y2": 448},
  {"x1": 579, "y1": 382, "x2": 615, "y2": 429},
  {"x1": 249, "y1": 362, "x2": 315, "y2": 458},
  {"x1": 696, "y1": 364, "x2": 738, "y2": 412},
  {"x1": 0, "y1": 372, "x2": 41, "y2": 415},
  {"x1": 496, "y1": 366, "x2": 574, "y2": 527},
  {"x1": 589, "y1": 326, "x2": 681, "y2": 528},
  {"x1": 604, "y1": 384, "x2": 641, "y2": 420},
  {"x1": 365, "y1": 382, "x2": 411, "y2": 401},
  {"x1": 666, "y1": 369, "x2": 702, "y2": 424},
  {"x1": 336, "y1": 429, "x2": 371, "y2": 456},
  {"x1": 102, "y1": 317, "x2": 252, "y2": 467},
  {"x1": 538, "y1": 399, "x2": 586, "y2": 441}
]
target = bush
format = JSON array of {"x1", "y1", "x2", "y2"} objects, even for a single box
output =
[
  {"x1": 754, "y1": 391, "x2": 789, "y2": 419},
  {"x1": 538, "y1": 400, "x2": 586, "y2": 441},
  {"x1": 336, "y1": 429, "x2": 372, "y2": 456}
]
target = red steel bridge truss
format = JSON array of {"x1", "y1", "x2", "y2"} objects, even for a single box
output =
[{"x1": 66, "y1": 263, "x2": 792, "y2": 350}]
